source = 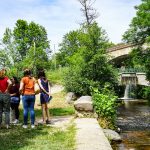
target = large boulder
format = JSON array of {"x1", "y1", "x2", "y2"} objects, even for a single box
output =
[{"x1": 74, "y1": 96, "x2": 93, "y2": 112}]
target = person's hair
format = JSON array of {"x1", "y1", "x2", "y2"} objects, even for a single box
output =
[
  {"x1": 0, "y1": 69, "x2": 6, "y2": 78},
  {"x1": 23, "y1": 69, "x2": 32, "y2": 76},
  {"x1": 12, "y1": 76, "x2": 19, "y2": 84},
  {"x1": 37, "y1": 70, "x2": 46, "y2": 79}
]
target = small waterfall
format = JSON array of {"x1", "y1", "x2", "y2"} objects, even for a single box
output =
[
  {"x1": 124, "y1": 84, "x2": 131, "y2": 99},
  {"x1": 120, "y1": 73, "x2": 138, "y2": 100}
]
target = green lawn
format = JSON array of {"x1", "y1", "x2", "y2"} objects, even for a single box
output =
[
  {"x1": 0, "y1": 91, "x2": 76, "y2": 150},
  {"x1": 0, "y1": 124, "x2": 75, "y2": 150}
]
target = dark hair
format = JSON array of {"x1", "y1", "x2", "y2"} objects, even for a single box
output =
[
  {"x1": 37, "y1": 70, "x2": 46, "y2": 79},
  {"x1": 12, "y1": 76, "x2": 19, "y2": 84},
  {"x1": 23, "y1": 69, "x2": 32, "y2": 76}
]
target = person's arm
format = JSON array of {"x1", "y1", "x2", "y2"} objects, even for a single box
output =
[
  {"x1": 5, "y1": 79, "x2": 12, "y2": 93},
  {"x1": 19, "y1": 80, "x2": 24, "y2": 94},
  {"x1": 48, "y1": 81, "x2": 51, "y2": 95},
  {"x1": 38, "y1": 79, "x2": 50, "y2": 95}
]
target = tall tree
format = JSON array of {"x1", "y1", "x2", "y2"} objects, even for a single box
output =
[
  {"x1": 13, "y1": 19, "x2": 50, "y2": 60},
  {"x1": 78, "y1": 0, "x2": 98, "y2": 25},
  {"x1": 61, "y1": 23, "x2": 117, "y2": 95},
  {"x1": 123, "y1": 0, "x2": 150, "y2": 80},
  {"x1": 1, "y1": 19, "x2": 51, "y2": 77}
]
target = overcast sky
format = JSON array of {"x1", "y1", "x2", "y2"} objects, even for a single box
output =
[{"x1": 0, "y1": 0, "x2": 141, "y2": 50}]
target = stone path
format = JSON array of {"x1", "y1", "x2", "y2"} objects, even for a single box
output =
[
  {"x1": 75, "y1": 118, "x2": 112, "y2": 150},
  {"x1": 37, "y1": 116, "x2": 73, "y2": 131}
]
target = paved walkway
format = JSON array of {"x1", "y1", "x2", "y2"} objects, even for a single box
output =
[{"x1": 75, "y1": 118, "x2": 112, "y2": 150}]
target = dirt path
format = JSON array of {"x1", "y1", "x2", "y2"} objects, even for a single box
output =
[{"x1": 51, "y1": 84, "x2": 64, "y2": 94}]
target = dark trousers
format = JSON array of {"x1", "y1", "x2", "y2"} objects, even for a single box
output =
[
  {"x1": 10, "y1": 103, "x2": 20, "y2": 120},
  {"x1": 0, "y1": 93, "x2": 10, "y2": 125}
]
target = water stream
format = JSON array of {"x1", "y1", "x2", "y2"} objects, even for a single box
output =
[{"x1": 112, "y1": 100, "x2": 150, "y2": 150}]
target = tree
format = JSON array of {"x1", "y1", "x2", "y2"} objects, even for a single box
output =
[
  {"x1": 62, "y1": 23, "x2": 117, "y2": 95},
  {"x1": 78, "y1": 0, "x2": 99, "y2": 25},
  {"x1": 123, "y1": 0, "x2": 150, "y2": 80},
  {"x1": 1, "y1": 19, "x2": 51, "y2": 77},
  {"x1": 13, "y1": 20, "x2": 50, "y2": 61},
  {"x1": 56, "y1": 30, "x2": 81, "y2": 66}
]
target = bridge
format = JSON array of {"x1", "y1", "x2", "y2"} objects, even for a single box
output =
[
  {"x1": 107, "y1": 43, "x2": 149, "y2": 60},
  {"x1": 106, "y1": 43, "x2": 149, "y2": 86},
  {"x1": 107, "y1": 43, "x2": 136, "y2": 60}
]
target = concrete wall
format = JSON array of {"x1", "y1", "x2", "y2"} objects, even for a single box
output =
[{"x1": 136, "y1": 73, "x2": 149, "y2": 86}]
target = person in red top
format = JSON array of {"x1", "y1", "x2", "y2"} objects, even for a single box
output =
[{"x1": 0, "y1": 68, "x2": 12, "y2": 129}]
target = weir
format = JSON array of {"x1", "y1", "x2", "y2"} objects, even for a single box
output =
[{"x1": 120, "y1": 73, "x2": 138, "y2": 99}]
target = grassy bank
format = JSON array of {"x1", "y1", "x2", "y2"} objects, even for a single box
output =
[
  {"x1": 0, "y1": 91, "x2": 76, "y2": 150},
  {"x1": 0, "y1": 124, "x2": 75, "y2": 150}
]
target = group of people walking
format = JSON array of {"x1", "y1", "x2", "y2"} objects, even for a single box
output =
[{"x1": 0, "y1": 67, "x2": 52, "y2": 129}]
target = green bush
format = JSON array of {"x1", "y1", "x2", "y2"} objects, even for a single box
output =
[
  {"x1": 143, "y1": 86, "x2": 150, "y2": 101},
  {"x1": 47, "y1": 67, "x2": 68, "y2": 84},
  {"x1": 92, "y1": 85, "x2": 118, "y2": 125},
  {"x1": 63, "y1": 66, "x2": 87, "y2": 96}
]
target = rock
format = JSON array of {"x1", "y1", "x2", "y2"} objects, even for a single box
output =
[
  {"x1": 74, "y1": 96, "x2": 93, "y2": 112},
  {"x1": 103, "y1": 129, "x2": 122, "y2": 142},
  {"x1": 66, "y1": 92, "x2": 76, "y2": 104}
]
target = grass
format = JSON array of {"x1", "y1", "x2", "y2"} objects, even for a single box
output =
[
  {"x1": 0, "y1": 90, "x2": 76, "y2": 150},
  {"x1": 0, "y1": 124, "x2": 76, "y2": 150},
  {"x1": 46, "y1": 68, "x2": 66, "y2": 85},
  {"x1": 34, "y1": 91, "x2": 75, "y2": 118}
]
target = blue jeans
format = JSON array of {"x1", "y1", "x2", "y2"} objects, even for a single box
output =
[{"x1": 22, "y1": 95, "x2": 35, "y2": 125}]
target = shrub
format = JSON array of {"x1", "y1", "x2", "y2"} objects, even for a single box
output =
[
  {"x1": 143, "y1": 86, "x2": 150, "y2": 101},
  {"x1": 92, "y1": 84, "x2": 118, "y2": 127}
]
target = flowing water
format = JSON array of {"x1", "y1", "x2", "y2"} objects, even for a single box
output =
[{"x1": 112, "y1": 100, "x2": 150, "y2": 150}]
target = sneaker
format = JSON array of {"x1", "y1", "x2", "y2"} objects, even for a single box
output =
[
  {"x1": 31, "y1": 125, "x2": 35, "y2": 129},
  {"x1": 22, "y1": 125, "x2": 28, "y2": 129},
  {"x1": 6, "y1": 124, "x2": 10, "y2": 129},
  {"x1": 13, "y1": 119, "x2": 19, "y2": 124}
]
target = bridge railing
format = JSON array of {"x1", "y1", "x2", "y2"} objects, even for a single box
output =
[{"x1": 118, "y1": 68, "x2": 146, "y2": 73}]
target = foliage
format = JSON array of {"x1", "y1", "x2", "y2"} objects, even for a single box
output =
[
  {"x1": 97, "y1": 117, "x2": 115, "y2": 129},
  {"x1": 60, "y1": 22, "x2": 118, "y2": 95},
  {"x1": 47, "y1": 67, "x2": 68, "y2": 84},
  {"x1": 142, "y1": 86, "x2": 150, "y2": 101},
  {"x1": 123, "y1": 0, "x2": 150, "y2": 81},
  {"x1": 63, "y1": 66, "x2": 95, "y2": 96},
  {"x1": 92, "y1": 84, "x2": 118, "y2": 126},
  {"x1": 0, "y1": 19, "x2": 51, "y2": 77}
]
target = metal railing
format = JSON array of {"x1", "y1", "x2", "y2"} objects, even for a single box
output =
[{"x1": 118, "y1": 68, "x2": 146, "y2": 73}]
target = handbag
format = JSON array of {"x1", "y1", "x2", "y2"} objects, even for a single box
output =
[
  {"x1": 48, "y1": 95, "x2": 53, "y2": 102},
  {"x1": 34, "y1": 82, "x2": 40, "y2": 95}
]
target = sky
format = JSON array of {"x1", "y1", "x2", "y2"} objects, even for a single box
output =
[{"x1": 0, "y1": 0, "x2": 141, "y2": 51}]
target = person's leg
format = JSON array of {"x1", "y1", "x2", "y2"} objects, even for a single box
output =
[
  {"x1": 22, "y1": 96, "x2": 29, "y2": 125},
  {"x1": 0, "y1": 94, "x2": 3, "y2": 125},
  {"x1": 29, "y1": 95, "x2": 35, "y2": 125},
  {"x1": 41, "y1": 103, "x2": 46, "y2": 123},
  {"x1": 45, "y1": 103, "x2": 50, "y2": 121},
  {"x1": 10, "y1": 102, "x2": 15, "y2": 122},
  {"x1": 14, "y1": 103, "x2": 19, "y2": 120},
  {"x1": 3, "y1": 94, "x2": 10, "y2": 126}
]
